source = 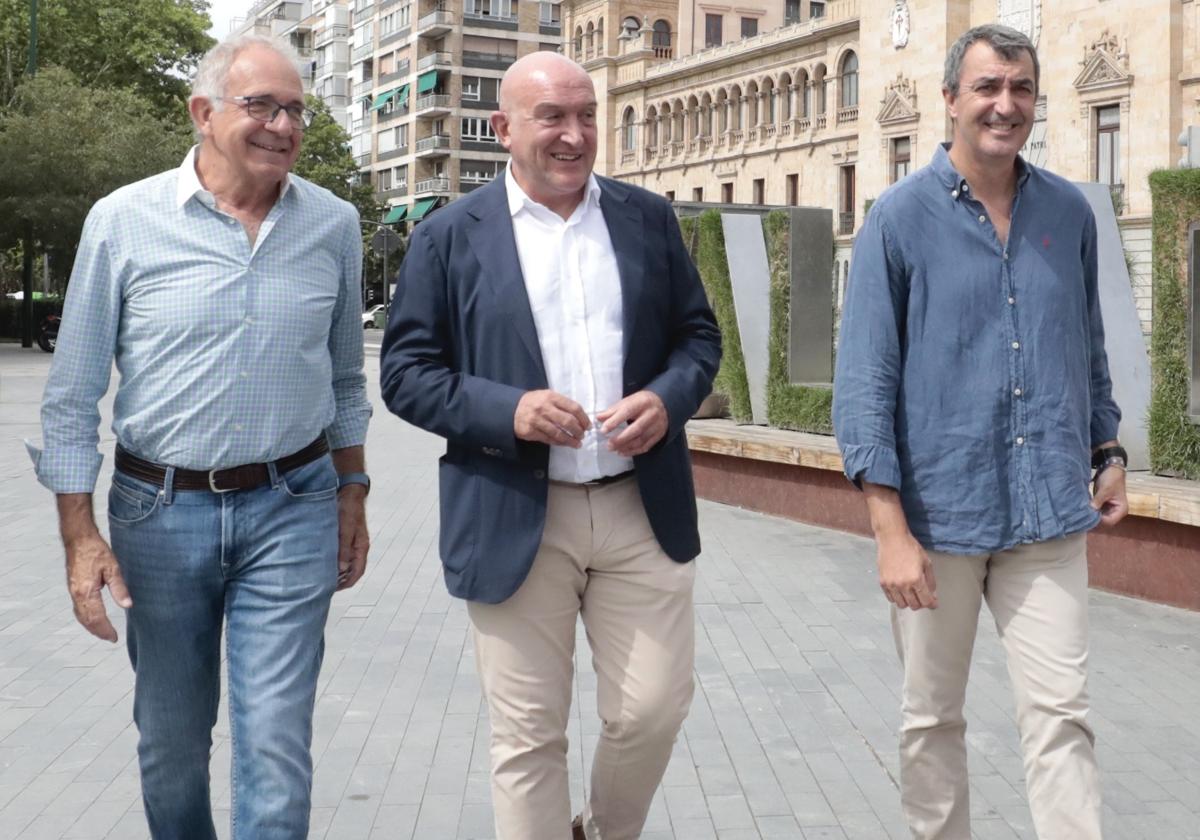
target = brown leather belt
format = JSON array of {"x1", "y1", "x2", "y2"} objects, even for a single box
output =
[{"x1": 114, "y1": 436, "x2": 329, "y2": 493}]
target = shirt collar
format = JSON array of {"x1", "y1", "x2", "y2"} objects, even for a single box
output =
[
  {"x1": 175, "y1": 145, "x2": 293, "y2": 209},
  {"x1": 932, "y1": 142, "x2": 1031, "y2": 200},
  {"x1": 504, "y1": 161, "x2": 602, "y2": 220}
]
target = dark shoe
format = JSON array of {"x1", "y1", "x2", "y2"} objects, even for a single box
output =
[{"x1": 571, "y1": 814, "x2": 586, "y2": 840}]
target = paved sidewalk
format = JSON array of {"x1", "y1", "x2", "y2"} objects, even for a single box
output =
[{"x1": 1, "y1": 341, "x2": 1198, "y2": 840}]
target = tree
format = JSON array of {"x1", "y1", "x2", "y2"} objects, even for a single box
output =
[
  {"x1": 0, "y1": 67, "x2": 193, "y2": 283},
  {"x1": 293, "y1": 95, "x2": 380, "y2": 223},
  {"x1": 0, "y1": 0, "x2": 213, "y2": 115}
]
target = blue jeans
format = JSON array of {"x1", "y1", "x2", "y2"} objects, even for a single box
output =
[{"x1": 107, "y1": 455, "x2": 339, "y2": 840}]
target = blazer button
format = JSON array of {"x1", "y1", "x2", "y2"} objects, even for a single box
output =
[{"x1": 533, "y1": 469, "x2": 546, "y2": 479}]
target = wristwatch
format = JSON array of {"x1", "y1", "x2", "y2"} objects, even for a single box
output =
[
  {"x1": 337, "y1": 472, "x2": 371, "y2": 494},
  {"x1": 1091, "y1": 445, "x2": 1128, "y2": 477}
]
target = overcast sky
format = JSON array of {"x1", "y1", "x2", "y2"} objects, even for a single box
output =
[{"x1": 206, "y1": 0, "x2": 250, "y2": 38}]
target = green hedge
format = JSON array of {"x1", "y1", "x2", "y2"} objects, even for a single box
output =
[
  {"x1": 0, "y1": 298, "x2": 61, "y2": 341},
  {"x1": 682, "y1": 210, "x2": 752, "y2": 421},
  {"x1": 764, "y1": 211, "x2": 834, "y2": 434},
  {"x1": 1148, "y1": 170, "x2": 1200, "y2": 478}
]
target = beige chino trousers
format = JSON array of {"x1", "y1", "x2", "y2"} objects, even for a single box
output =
[
  {"x1": 891, "y1": 533, "x2": 1102, "y2": 840},
  {"x1": 467, "y1": 478, "x2": 696, "y2": 840}
]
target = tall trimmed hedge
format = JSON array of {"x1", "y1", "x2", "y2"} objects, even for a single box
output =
[
  {"x1": 1148, "y1": 170, "x2": 1200, "y2": 478},
  {"x1": 763, "y1": 211, "x2": 834, "y2": 434}
]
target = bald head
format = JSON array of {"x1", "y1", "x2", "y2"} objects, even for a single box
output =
[
  {"x1": 489, "y1": 50, "x2": 598, "y2": 219},
  {"x1": 498, "y1": 51, "x2": 595, "y2": 113}
]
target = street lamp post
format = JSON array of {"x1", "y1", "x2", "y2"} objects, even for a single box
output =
[
  {"x1": 20, "y1": 0, "x2": 39, "y2": 348},
  {"x1": 360, "y1": 220, "x2": 403, "y2": 322}
]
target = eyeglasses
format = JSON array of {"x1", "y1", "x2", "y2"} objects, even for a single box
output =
[{"x1": 221, "y1": 95, "x2": 316, "y2": 129}]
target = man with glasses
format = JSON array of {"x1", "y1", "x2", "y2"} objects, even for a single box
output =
[
  {"x1": 30, "y1": 35, "x2": 370, "y2": 839},
  {"x1": 833, "y1": 24, "x2": 1125, "y2": 839}
]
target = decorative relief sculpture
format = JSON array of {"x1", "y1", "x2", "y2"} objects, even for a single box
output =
[
  {"x1": 891, "y1": 1, "x2": 910, "y2": 50},
  {"x1": 877, "y1": 73, "x2": 919, "y2": 126},
  {"x1": 1073, "y1": 30, "x2": 1132, "y2": 92},
  {"x1": 997, "y1": 0, "x2": 1041, "y2": 47}
]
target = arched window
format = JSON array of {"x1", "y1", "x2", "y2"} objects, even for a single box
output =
[
  {"x1": 840, "y1": 51, "x2": 859, "y2": 108},
  {"x1": 653, "y1": 20, "x2": 672, "y2": 57},
  {"x1": 621, "y1": 106, "x2": 637, "y2": 153},
  {"x1": 813, "y1": 64, "x2": 827, "y2": 115},
  {"x1": 646, "y1": 106, "x2": 658, "y2": 147},
  {"x1": 573, "y1": 26, "x2": 583, "y2": 58},
  {"x1": 795, "y1": 69, "x2": 809, "y2": 118},
  {"x1": 585, "y1": 21, "x2": 595, "y2": 57},
  {"x1": 622, "y1": 16, "x2": 641, "y2": 37}
]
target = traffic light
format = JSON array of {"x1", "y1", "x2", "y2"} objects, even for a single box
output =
[{"x1": 1178, "y1": 126, "x2": 1200, "y2": 168}]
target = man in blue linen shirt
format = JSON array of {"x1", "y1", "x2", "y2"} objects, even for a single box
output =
[
  {"x1": 833, "y1": 24, "x2": 1127, "y2": 840},
  {"x1": 29, "y1": 35, "x2": 371, "y2": 839}
]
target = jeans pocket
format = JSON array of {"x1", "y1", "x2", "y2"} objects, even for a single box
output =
[
  {"x1": 108, "y1": 476, "x2": 162, "y2": 525},
  {"x1": 280, "y1": 457, "x2": 338, "y2": 501}
]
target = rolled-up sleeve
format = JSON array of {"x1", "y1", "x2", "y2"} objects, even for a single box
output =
[
  {"x1": 31, "y1": 201, "x2": 121, "y2": 493},
  {"x1": 325, "y1": 209, "x2": 372, "y2": 449},
  {"x1": 1081, "y1": 211, "x2": 1121, "y2": 447},
  {"x1": 832, "y1": 207, "x2": 905, "y2": 491}
]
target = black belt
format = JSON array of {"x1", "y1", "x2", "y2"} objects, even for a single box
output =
[
  {"x1": 571, "y1": 470, "x2": 635, "y2": 488},
  {"x1": 114, "y1": 436, "x2": 328, "y2": 493}
]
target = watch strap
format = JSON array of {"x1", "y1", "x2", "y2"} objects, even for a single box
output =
[{"x1": 337, "y1": 472, "x2": 371, "y2": 494}]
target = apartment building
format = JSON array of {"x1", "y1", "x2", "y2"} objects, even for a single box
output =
[
  {"x1": 231, "y1": 0, "x2": 354, "y2": 132},
  {"x1": 348, "y1": 0, "x2": 564, "y2": 224}
]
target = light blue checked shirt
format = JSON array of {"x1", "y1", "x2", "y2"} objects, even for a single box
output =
[{"x1": 30, "y1": 147, "x2": 371, "y2": 494}]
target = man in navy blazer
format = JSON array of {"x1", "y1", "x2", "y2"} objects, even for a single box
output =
[{"x1": 380, "y1": 52, "x2": 719, "y2": 840}]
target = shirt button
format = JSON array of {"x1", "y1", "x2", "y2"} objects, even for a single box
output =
[
  {"x1": 1008, "y1": 296, "x2": 1016, "y2": 305},
  {"x1": 950, "y1": 189, "x2": 959, "y2": 198},
  {"x1": 240, "y1": 371, "x2": 249, "y2": 379},
  {"x1": 533, "y1": 469, "x2": 546, "y2": 480},
  {"x1": 1011, "y1": 341, "x2": 1020, "y2": 350},
  {"x1": 1013, "y1": 388, "x2": 1022, "y2": 396},
  {"x1": 1016, "y1": 436, "x2": 1025, "y2": 445},
  {"x1": 978, "y1": 214, "x2": 986, "y2": 223},
  {"x1": 235, "y1": 423, "x2": 244, "y2": 431}
]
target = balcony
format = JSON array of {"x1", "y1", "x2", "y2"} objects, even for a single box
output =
[
  {"x1": 462, "y1": 50, "x2": 516, "y2": 70},
  {"x1": 837, "y1": 105, "x2": 858, "y2": 124},
  {"x1": 314, "y1": 58, "x2": 350, "y2": 78},
  {"x1": 415, "y1": 134, "x2": 451, "y2": 156},
  {"x1": 415, "y1": 93, "x2": 452, "y2": 116},
  {"x1": 351, "y1": 117, "x2": 367, "y2": 135},
  {"x1": 315, "y1": 23, "x2": 350, "y2": 47},
  {"x1": 417, "y1": 8, "x2": 454, "y2": 37},
  {"x1": 352, "y1": 42, "x2": 373, "y2": 62},
  {"x1": 417, "y1": 51, "x2": 453, "y2": 71},
  {"x1": 354, "y1": 79, "x2": 375, "y2": 98},
  {"x1": 377, "y1": 185, "x2": 408, "y2": 200},
  {"x1": 355, "y1": 151, "x2": 372, "y2": 166},
  {"x1": 378, "y1": 62, "x2": 410, "y2": 85},
  {"x1": 463, "y1": 11, "x2": 517, "y2": 29},
  {"x1": 378, "y1": 144, "x2": 409, "y2": 162},
  {"x1": 415, "y1": 177, "x2": 450, "y2": 194}
]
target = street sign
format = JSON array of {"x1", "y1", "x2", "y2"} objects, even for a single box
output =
[{"x1": 370, "y1": 227, "x2": 404, "y2": 257}]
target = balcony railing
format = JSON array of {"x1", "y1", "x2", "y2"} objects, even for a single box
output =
[
  {"x1": 352, "y1": 43, "x2": 373, "y2": 62},
  {"x1": 837, "y1": 105, "x2": 858, "y2": 124},
  {"x1": 653, "y1": 46, "x2": 673, "y2": 59},
  {"x1": 315, "y1": 23, "x2": 350, "y2": 46},
  {"x1": 415, "y1": 177, "x2": 450, "y2": 193},
  {"x1": 415, "y1": 93, "x2": 451, "y2": 111},
  {"x1": 354, "y1": 79, "x2": 375, "y2": 98},
  {"x1": 838, "y1": 212, "x2": 854, "y2": 235},
  {"x1": 417, "y1": 9, "x2": 455, "y2": 33},
  {"x1": 417, "y1": 51, "x2": 453, "y2": 70},
  {"x1": 416, "y1": 134, "x2": 451, "y2": 153},
  {"x1": 815, "y1": 114, "x2": 827, "y2": 130},
  {"x1": 464, "y1": 11, "x2": 516, "y2": 24}
]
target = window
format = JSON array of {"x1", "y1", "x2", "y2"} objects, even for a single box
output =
[
  {"x1": 810, "y1": 1, "x2": 825, "y2": 18},
  {"x1": 785, "y1": 0, "x2": 800, "y2": 24},
  {"x1": 891, "y1": 137, "x2": 911, "y2": 183},
  {"x1": 693, "y1": 187, "x2": 703, "y2": 201},
  {"x1": 753, "y1": 178, "x2": 764, "y2": 204},
  {"x1": 380, "y1": 12, "x2": 395, "y2": 34},
  {"x1": 704, "y1": 14, "x2": 722, "y2": 47},
  {"x1": 665, "y1": 190, "x2": 675, "y2": 201},
  {"x1": 396, "y1": 165, "x2": 408, "y2": 189},
  {"x1": 786, "y1": 173, "x2": 798, "y2": 206},
  {"x1": 378, "y1": 127, "x2": 396, "y2": 153},
  {"x1": 378, "y1": 168, "x2": 393, "y2": 190},
  {"x1": 461, "y1": 116, "x2": 497, "y2": 142},
  {"x1": 653, "y1": 20, "x2": 671, "y2": 51},
  {"x1": 622, "y1": 16, "x2": 640, "y2": 36},
  {"x1": 1096, "y1": 105, "x2": 1121, "y2": 185},
  {"x1": 839, "y1": 165, "x2": 856, "y2": 234},
  {"x1": 462, "y1": 77, "x2": 481, "y2": 100},
  {"x1": 539, "y1": 1, "x2": 560, "y2": 25},
  {"x1": 397, "y1": 3, "x2": 410, "y2": 29},
  {"x1": 378, "y1": 52, "x2": 394, "y2": 75},
  {"x1": 397, "y1": 123, "x2": 408, "y2": 147},
  {"x1": 741, "y1": 17, "x2": 757, "y2": 39},
  {"x1": 461, "y1": 159, "x2": 502, "y2": 184},
  {"x1": 466, "y1": 0, "x2": 514, "y2": 17},
  {"x1": 840, "y1": 52, "x2": 858, "y2": 108},
  {"x1": 721, "y1": 182, "x2": 733, "y2": 203},
  {"x1": 621, "y1": 107, "x2": 637, "y2": 153},
  {"x1": 461, "y1": 76, "x2": 499, "y2": 102}
]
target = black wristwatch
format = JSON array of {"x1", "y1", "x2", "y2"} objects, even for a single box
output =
[{"x1": 1091, "y1": 445, "x2": 1128, "y2": 477}]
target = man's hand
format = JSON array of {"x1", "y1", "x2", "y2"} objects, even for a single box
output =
[
  {"x1": 336, "y1": 486, "x2": 369, "y2": 590},
  {"x1": 515, "y1": 390, "x2": 590, "y2": 448},
  {"x1": 66, "y1": 532, "x2": 132, "y2": 642},
  {"x1": 598, "y1": 391, "x2": 669, "y2": 457},
  {"x1": 1091, "y1": 466, "x2": 1129, "y2": 527},
  {"x1": 876, "y1": 532, "x2": 938, "y2": 611}
]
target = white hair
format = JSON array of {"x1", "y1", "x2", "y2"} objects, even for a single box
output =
[{"x1": 191, "y1": 34, "x2": 303, "y2": 107}]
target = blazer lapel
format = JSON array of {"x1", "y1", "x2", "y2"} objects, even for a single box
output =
[
  {"x1": 465, "y1": 175, "x2": 547, "y2": 382},
  {"x1": 598, "y1": 180, "x2": 645, "y2": 360}
]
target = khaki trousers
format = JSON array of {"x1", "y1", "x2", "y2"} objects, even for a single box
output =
[
  {"x1": 891, "y1": 533, "x2": 1101, "y2": 840},
  {"x1": 467, "y1": 478, "x2": 695, "y2": 840}
]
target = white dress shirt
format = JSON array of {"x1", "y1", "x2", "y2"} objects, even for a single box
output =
[{"x1": 505, "y1": 165, "x2": 633, "y2": 483}]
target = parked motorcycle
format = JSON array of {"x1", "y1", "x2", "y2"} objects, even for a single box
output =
[{"x1": 37, "y1": 313, "x2": 60, "y2": 353}]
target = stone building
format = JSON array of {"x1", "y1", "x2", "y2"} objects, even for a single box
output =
[{"x1": 563, "y1": 0, "x2": 1197, "y2": 336}]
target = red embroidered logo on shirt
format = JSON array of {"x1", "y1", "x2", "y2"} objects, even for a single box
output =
[{"x1": 1042, "y1": 235, "x2": 1051, "y2": 249}]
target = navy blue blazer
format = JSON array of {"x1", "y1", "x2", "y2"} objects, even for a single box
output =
[{"x1": 379, "y1": 173, "x2": 721, "y2": 603}]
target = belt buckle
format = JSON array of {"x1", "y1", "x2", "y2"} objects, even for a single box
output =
[{"x1": 207, "y1": 468, "x2": 237, "y2": 493}]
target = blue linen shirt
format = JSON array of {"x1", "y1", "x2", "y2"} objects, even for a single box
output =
[
  {"x1": 832, "y1": 144, "x2": 1121, "y2": 554},
  {"x1": 30, "y1": 148, "x2": 371, "y2": 494}
]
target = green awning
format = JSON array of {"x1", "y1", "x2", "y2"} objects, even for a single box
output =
[
  {"x1": 395, "y1": 83, "x2": 411, "y2": 107},
  {"x1": 370, "y1": 89, "x2": 396, "y2": 111},
  {"x1": 383, "y1": 204, "x2": 407, "y2": 224},
  {"x1": 416, "y1": 70, "x2": 438, "y2": 95},
  {"x1": 407, "y1": 197, "x2": 439, "y2": 222}
]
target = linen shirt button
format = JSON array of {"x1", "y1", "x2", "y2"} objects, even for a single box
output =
[
  {"x1": 978, "y1": 214, "x2": 986, "y2": 223},
  {"x1": 1016, "y1": 437, "x2": 1025, "y2": 445},
  {"x1": 950, "y1": 190, "x2": 959, "y2": 198},
  {"x1": 1008, "y1": 296, "x2": 1016, "y2": 304},
  {"x1": 1011, "y1": 341, "x2": 1020, "y2": 350},
  {"x1": 1014, "y1": 388, "x2": 1022, "y2": 396}
]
